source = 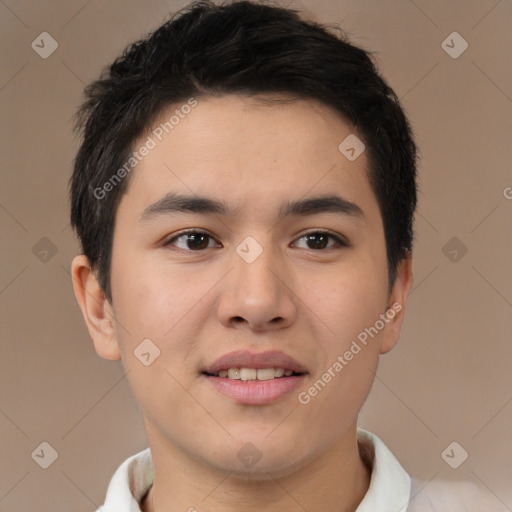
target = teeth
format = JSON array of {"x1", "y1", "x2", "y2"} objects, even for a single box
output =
[
  {"x1": 227, "y1": 368, "x2": 241, "y2": 380},
  {"x1": 257, "y1": 368, "x2": 275, "y2": 380},
  {"x1": 216, "y1": 368, "x2": 298, "y2": 380},
  {"x1": 240, "y1": 368, "x2": 257, "y2": 381}
]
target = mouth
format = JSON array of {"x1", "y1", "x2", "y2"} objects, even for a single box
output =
[
  {"x1": 201, "y1": 350, "x2": 308, "y2": 405},
  {"x1": 203, "y1": 367, "x2": 306, "y2": 380}
]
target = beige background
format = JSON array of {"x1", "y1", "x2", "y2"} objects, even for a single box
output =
[{"x1": 1, "y1": 0, "x2": 511, "y2": 510}]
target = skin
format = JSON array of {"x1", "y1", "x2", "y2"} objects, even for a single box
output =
[{"x1": 71, "y1": 94, "x2": 413, "y2": 512}]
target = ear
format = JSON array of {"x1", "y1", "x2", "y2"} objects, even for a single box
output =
[
  {"x1": 379, "y1": 252, "x2": 413, "y2": 355},
  {"x1": 70, "y1": 254, "x2": 121, "y2": 361}
]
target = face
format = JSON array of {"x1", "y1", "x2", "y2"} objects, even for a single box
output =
[{"x1": 73, "y1": 94, "x2": 412, "y2": 478}]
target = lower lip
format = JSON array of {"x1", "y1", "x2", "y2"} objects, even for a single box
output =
[{"x1": 204, "y1": 374, "x2": 306, "y2": 405}]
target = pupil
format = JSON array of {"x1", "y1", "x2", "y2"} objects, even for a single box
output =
[
  {"x1": 308, "y1": 233, "x2": 327, "y2": 249},
  {"x1": 188, "y1": 233, "x2": 208, "y2": 250}
]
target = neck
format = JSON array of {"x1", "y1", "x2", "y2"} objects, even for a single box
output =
[{"x1": 141, "y1": 424, "x2": 372, "y2": 512}]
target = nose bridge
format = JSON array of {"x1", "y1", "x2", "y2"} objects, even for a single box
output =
[
  {"x1": 216, "y1": 231, "x2": 296, "y2": 330},
  {"x1": 234, "y1": 234, "x2": 282, "y2": 297}
]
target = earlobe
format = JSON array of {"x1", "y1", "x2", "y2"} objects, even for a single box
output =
[
  {"x1": 379, "y1": 252, "x2": 413, "y2": 355},
  {"x1": 70, "y1": 255, "x2": 121, "y2": 361}
]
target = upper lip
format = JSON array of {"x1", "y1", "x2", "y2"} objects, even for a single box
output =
[{"x1": 203, "y1": 350, "x2": 308, "y2": 375}]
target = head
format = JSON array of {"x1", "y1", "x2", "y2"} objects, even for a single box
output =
[{"x1": 70, "y1": 0, "x2": 417, "y2": 477}]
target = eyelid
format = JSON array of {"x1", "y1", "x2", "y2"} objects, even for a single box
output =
[
  {"x1": 296, "y1": 228, "x2": 348, "y2": 245},
  {"x1": 294, "y1": 229, "x2": 348, "y2": 247},
  {"x1": 162, "y1": 229, "x2": 220, "y2": 249}
]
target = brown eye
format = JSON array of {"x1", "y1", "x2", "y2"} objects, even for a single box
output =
[
  {"x1": 164, "y1": 230, "x2": 219, "y2": 251},
  {"x1": 293, "y1": 231, "x2": 347, "y2": 250}
]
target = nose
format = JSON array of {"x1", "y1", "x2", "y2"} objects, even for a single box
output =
[{"x1": 216, "y1": 237, "x2": 297, "y2": 332}]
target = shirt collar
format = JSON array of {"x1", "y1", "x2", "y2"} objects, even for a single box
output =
[
  {"x1": 98, "y1": 428, "x2": 411, "y2": 511},
  {"x1": 101, "y1": 446, "x2": 153, "y2": 512},
  {"x1": 355, "y1": 429, "x2": 411, "y2": 512}
]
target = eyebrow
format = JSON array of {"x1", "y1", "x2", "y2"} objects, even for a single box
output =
[{"x1": 139, "y1": 192, "x2": 364, "y2": 223}]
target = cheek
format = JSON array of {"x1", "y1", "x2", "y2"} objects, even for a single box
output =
[
  {"x1": 305, "y1": 259, "x2": 388, "y2": 347},
  {"x1": 109, "y1": 265, "x2": 202, "y2": 423},
  {"x1": 109, "y1": 255, "x2": 210, "y2": 390},
  {"x1": 110, "y1": 253, "x2": 194, "y2": 342},
  {"x1": 298, "y1": 254, "x2": 388, "y2": 415},
  {"x1": 299, "y1": 294, "x2": 384, "y2": 433}
]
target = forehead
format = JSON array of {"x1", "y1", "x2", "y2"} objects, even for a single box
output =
[{"x1": 118, "y1": 94, "x2": 378, "y2": 225}]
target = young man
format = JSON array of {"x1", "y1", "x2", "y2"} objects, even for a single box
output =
[{"x1": 69, "y1": 1, "x2": 501, "y2": 511}]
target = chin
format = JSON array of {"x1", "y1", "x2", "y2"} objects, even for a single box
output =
[{"x1": 202, "y1": 439, "x2": 314, "y2": 480}]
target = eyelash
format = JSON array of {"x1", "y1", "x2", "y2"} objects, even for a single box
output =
[{"x1": 162, "y1": 229, "x2": 348, "y2": 252}]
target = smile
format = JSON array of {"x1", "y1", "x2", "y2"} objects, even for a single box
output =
[{"x1": 206, "y1": 367, "x2": 303, "y2": 380}]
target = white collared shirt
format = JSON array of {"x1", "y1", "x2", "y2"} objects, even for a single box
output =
[{"x1": 95, "y1": 429, "x2": 506, "y2": 511}]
